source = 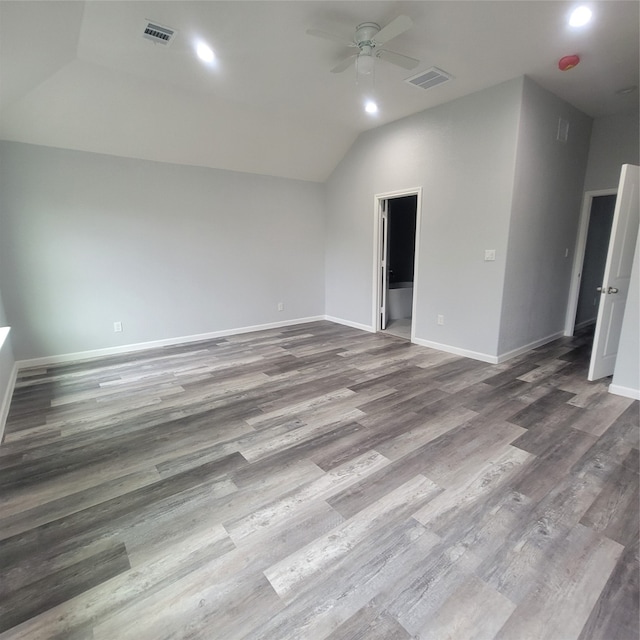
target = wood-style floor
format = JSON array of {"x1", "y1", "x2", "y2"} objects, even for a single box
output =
[{"x1": 0, "y1": 321, "x2": 638, "y2": 639}]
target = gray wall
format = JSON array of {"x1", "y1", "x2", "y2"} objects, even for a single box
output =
[
  {"x1": 326, "y1": 77, "x2": 523, "y2": 357},
  {"x1": 498, "y1": 77, "x2": 593, "y2": 354},
  {"x1": 0, "y1": 287, "x2": 16, "y2": 435},
  {"x1": 584, "y1": 111, "x2": 640, "y2": 191},
  {"x1": 0, "y1": 142, "x2": 325, "y2": 360},
  {"x1": 0, "y1": 292, "x2": 8, "y2": 330},
  {"x1": 612, "y1": 232, "x2": 640, "y2": 395}
]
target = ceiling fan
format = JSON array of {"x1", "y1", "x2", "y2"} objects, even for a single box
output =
[{"x1": 307, "y1": 15, "x2": 419, "y2": 75}]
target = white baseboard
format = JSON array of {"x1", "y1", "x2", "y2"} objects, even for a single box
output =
[
  {"x1": 16, "y1": 316, "x2": 326, "y2": 370},
  {"x1": 574, "y1": 319, "x2": 596, "y2": 331},
  {"x1": 411, "y1": 337, "x2": 498, "y2": 364},
  {"x1": 496, "y1": 331, "x2": 565, "y2": 364},
  {"x1": 0, "y1": 362, "x2": 18, "y2": 443},
  {"x1": 324, "y1": 316, "x2": 375, "y2": 333},
  {"x1": 608, "y1": 384, "x2": 640, "y2": 400}
]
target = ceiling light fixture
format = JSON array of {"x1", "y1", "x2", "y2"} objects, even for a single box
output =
[
  {"x1": 357, "y1": 53, "x2": 375, "y2": 76},
  {"x1": 196, "y1": 42, "x2": 215, "y2": 63},
  {"x1": 365, "y1": 100, "x2": 378, "y2": 114},
  {"x1": 569, "y1": 6, "x2": 592, "y2": 27}
]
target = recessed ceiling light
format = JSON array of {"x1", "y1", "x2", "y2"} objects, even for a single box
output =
[
  {"x1": 365, "y1": 100, "x2": 378, "y2": 114},
  {"x1": 196, "y1": 42, "x2": 215, "y2": 63},
  {"x1": 569, "y1": 6, "x2": 592, "y2": 27}
]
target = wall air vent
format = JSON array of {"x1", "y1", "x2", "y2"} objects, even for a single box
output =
[
  {"x1": 405, "y1": 67, "x2": 452, "y2": 91},
  {"x1": 557, "y1": 117, "x2": 570, "y2": 143},
  {"x1": 142, "y1": 21, "x2": 176, "y2": 46}
]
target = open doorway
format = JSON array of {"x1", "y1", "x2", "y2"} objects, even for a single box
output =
[
  {"x1": 564, "y1": 166, "x2": 640, "y2": 382},
  {"x1": 374, "y1": 189, "x2": 421, "y2": 341},
  {"x1": 565, "y1": 189, "x2": 617, "y2": 338},
  {"x1": 574, "y1": 194, "x2": 616, "y2": 330}
]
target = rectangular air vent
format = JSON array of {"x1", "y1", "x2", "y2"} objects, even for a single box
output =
[
  {"x1": 557, "y1": 117, "x2": 570, "y2": 143},
  {"x1": 142, "y1": 21, "x2": 176, "y2": 46},
  {"x1": 405, "y1": 67, "x2": 452, "y2": 91}
]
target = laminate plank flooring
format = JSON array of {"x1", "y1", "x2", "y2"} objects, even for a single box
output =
[{"x1": 0, "y1": 321, "x2": 638, "y2": 639}]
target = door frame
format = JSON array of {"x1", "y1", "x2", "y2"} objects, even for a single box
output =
[
  {"x1": 372, "y1": 187, "x2": 423, "y2": 340},
  {"x1": 564, "y1": 188, "x2": 617, "y2": 336}
]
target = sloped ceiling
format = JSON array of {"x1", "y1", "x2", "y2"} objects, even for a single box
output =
[{"x1": 1, "y1": 1, "x2": 638, "y2": 182}]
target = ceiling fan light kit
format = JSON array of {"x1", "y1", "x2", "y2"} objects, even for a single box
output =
[{"x1": 356, "y1": 49, "x2": 375, "y2": 75}]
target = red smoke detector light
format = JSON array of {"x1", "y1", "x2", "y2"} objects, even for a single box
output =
[{"x1": 558, "y1": 55, "x2": 580, "y2": 71}]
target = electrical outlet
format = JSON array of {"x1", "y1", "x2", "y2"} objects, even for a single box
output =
[
  {"x1": 437, "y1": 314, "x2": 444, "y2": 326},
  {"x1": 277, "y1": 302, "x2": 284, "y2": 312},
  {"x1": 484, "y1": 249, "x2": 496, "y2": 261},
  {"x1": 113, "y1": 321, "x2": 123, "y2": 333}
]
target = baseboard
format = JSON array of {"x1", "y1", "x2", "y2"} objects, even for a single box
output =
[
  {"x1": 608, "y1": 384, "x2": 640, "y2": 400},
  {"x1": 324, "y1": 316, "x2": 375, "y2": 333},
  {"x1": 496, "y1": 331, "x2": 565, "y2": 364},
  {"x1": 574, "y1": 319, "x2": 596, "y2": 331},
  {"x1": 16, "y1": 316, "x2": 326, "y2": 370},
  {"x1": 0, "y1": 361, "x2": 18, "y2": 443},
  {"x1": 411, "y1": 337, "x2": 498, "y2": 364}
]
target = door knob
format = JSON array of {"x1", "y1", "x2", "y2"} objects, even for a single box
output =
[{"x1": 607, "y1": 286, "x2": 619, "y2": 294}]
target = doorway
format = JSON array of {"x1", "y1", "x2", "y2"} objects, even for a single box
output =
[
  {"x1": 565, "y1": 189, "x2": 617, "y2": 337},
  {"x1": 374, "y1": 189, "x2": 421, "y2": 341},
  {"x1": 574, "y1": 194, "x2": 616, "y2": 330}
]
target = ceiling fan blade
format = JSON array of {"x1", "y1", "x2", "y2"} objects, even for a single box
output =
[
  {"x1": 376, "y1": 49, "x2": 419, "y2": 70},
  {"x1": 331, "y1": 55, "x2": 357, "y2": 73},
  {"x1": 373, "y1": 15, "x2": 413, "y2": 45},
  {"x1": 306, "y1": 28, "x2": 355, "y2": 47}
]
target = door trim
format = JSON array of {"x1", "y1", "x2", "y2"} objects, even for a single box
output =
[
  {"x1": 372, "y1": 187, "x2": 423, "y2": 340},
  {"x1": 564, "y1": 188, "x2": 617, "y2": 336}
]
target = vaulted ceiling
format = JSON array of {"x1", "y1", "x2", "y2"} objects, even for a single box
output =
[{"x1": 1, "y1": 1, "x2": 638, "y2": 182}]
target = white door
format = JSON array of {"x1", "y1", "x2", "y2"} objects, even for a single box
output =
[
  {"x1": 588, "y1": 164, "x2": 640, "y2": 381},
  {"x1": 380, "y1": 201, "x2": 389, "y2": 330}
]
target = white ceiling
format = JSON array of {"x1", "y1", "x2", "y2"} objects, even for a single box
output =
[{"x1": 1, "y1": 1, "x2": 638, "y2": 182}]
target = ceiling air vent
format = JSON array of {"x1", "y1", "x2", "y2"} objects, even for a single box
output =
[
  {"x1": 142, "y1": 21, "x2": 176, "y2": 46},
  {"x1": 405, "y1": 67, "x2": 452, "y2": 91}
]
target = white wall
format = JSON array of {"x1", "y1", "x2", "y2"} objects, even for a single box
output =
[
  {"x1": 498, "y1": 77, "x2": 593, "y2": 355},
  {"x1": 611, "y1": 232, "x2": 640, "y2": 398},
  {"x1": 325, "y1": 78, "x2": 523, "y2": 359},
  {"x1": 584, "y1": 111, "x2": 640, "y2": 191},
  {"x1": 0, "y1": 141, "x2": 325, "y2": 360}
]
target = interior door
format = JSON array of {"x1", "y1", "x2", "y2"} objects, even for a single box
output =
[
  {"x1": 380, "y1": 200, "x2": 389, "y2": 330},
  {"x1": 588, "y1": 164, "x2": 640, "y2": 381}
]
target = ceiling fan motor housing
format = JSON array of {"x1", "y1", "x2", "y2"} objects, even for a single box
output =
[{"x1": 355, "y1": 23, "x2": 381, "y2": 48}]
